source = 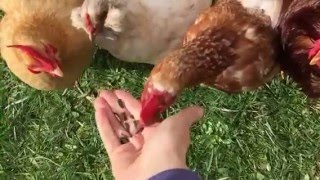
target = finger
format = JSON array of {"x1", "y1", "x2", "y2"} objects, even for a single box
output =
[
  {"x1": 166, "y1": 106, "x2": 204, "y2": 128},
  {"x1": 114, "y1": 90, "x2": 141, "y2": 120},
  {"x1": 99, "y1": 90, "x2": 125, "y2": 114},
  {"x1": 94, "y1": 97, "x2": 120, "y2": 153},
  {"x1": 99, "y1": 90, "x2": 137, "y2": 123},
  {"x1": 94, "y1": 97, "x2": 128, "y2": 154}
]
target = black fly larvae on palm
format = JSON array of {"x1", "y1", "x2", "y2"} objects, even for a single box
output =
[
  {"x1": 118, "y1": 99, "x2": 125, "y2": 109},
  {"x1": 120, "y1": 137, "x2": 129, "y2": 144}
]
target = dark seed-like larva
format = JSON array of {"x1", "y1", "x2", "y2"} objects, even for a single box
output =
[
  {"x1": 123, "y1": 122, "x2": 130, "y2": 132},
  {"x1": 114, "y1": 98, "x2": 143, "y2": 144},
  {"x1": 121, "y1": 112, "x2": 128, "y2": 121},
  {"x1": 120, "y1": 137, "x2": 129, "y2": 144},
  {"x1": 124, "y1": 120, "x2": 143, "y2": 135},
  {"x1": 118, "y1": 99, "x2": 126, "y2": 109},
  {"x1": 133, "y1": 120, "x2": 139, "y2": 127}
]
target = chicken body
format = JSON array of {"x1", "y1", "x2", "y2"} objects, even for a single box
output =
[
  {"x1": 278, "y1": 0, "x2": 320, "y2": 98},
  {"x1": 71, "y1": 0, "x2": 212, "y2": 64},
  {"x1": 0, "y1": 0, "x2": 94, "y2": 90},
  {"x1": 140, "y1": 0, "x2": 280, "y2": 125}
]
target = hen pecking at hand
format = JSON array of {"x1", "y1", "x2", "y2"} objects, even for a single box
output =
[
  {"x1": 139, "y1": 0, "x2": 281, "y2": 126},
  {"x1": 278, "y1": 0, "x2": 320, "y2": 98},
  {"x1": 0, "y1": 0, "x2": 94, "y2": 90},
  {"x1": 71, "y1": 0, "x2": 212, "y2": 64}
]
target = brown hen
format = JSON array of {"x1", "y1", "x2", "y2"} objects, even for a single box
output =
[
  {"x1": 0, "y1": 0, "x2": 94, "y2": 90},
  {"x1": 139, "y1": 0, "x2": 280, "y2": 126},
  {"x1": 278, "y1": 0, "x2": 320, "y2": 98}
]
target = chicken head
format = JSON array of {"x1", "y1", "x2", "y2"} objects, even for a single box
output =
[
  {"x1": 0, "y1": 0, "x2": 94, "y2": 90},
  {"x1": 308, "y1": 40, "x2": 320, "y2": 67},
  {"x1": 71, "y1": 0, "x2": 109, "y2": 40},
  {"x1": 7, "y1": 43, "x2": 63, "y2": 77},
  {"x1": 140, "y1": 79, "x2": 177, "y2": 126}
]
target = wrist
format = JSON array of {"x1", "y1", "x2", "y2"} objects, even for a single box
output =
[{"x1": 141, "y1": 156, "x2": 188, "y2": 179}]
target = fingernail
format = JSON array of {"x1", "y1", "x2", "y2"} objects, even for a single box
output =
[
  {"x1": 93, "y1": 97, "x2": 108, "y2": 109},
  {"x1": 192, "y1": 106, "x2": 205, "y2": 117},
  {"x1": 97, "y1": 89, "x2": 105, "y2": 95},
  {"x1": 197, "y1": 106, "x2": 205, "y2": 113}
]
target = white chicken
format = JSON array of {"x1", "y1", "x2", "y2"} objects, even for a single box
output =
[
  {"x1": 237, "y1": 0, "x2": 292, "y2": 27},
  {"x1": 71, "y1": 0, "x2": 212, "y2": 64}
]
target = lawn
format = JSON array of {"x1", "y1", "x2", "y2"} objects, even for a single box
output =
[
  {"x1": 1, "y1": 48, "x2": 320, "y2": 179},
  {"x1": 1, "y1": 12, "x2": 320, "y2": 180}
]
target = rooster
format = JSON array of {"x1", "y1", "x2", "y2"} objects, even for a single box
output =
[
  {"x1": 71, "y1": 0, "x2": 212, "y2": 64},
  {"x1": 278, "y1": 0, "x2": 320, "y2": 98},
  {"x1": 139, "y1": 0, "x2": 281, "y2": 126},
  {"x1": 0, "y1": 0, "x2": 94, "y2": 90}
]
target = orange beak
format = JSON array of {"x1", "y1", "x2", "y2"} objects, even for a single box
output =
[
  {"x1": 85, "y1": 13, "x2": 96, "y2": 41},
  {"x1": 310, "y1": 51, "x2": 320, "y2": 65},
  {"x1": 88, "y1": 33, "x2": 93, "y2": 41},
  {"x1": 51, "y1": 66, "x2": 64, "y2": 77}
]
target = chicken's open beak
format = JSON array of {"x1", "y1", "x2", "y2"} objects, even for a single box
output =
[{"x1": 310, "y1": 51, "x2": 320, "y2": 65}]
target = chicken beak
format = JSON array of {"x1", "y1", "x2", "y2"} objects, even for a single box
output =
[
  {"x1": 89, "y1": 32, "x2": 97, "y2": 41},
  {"x1": 89, "y1": 33, "x2": 93, "y2": 41},
  {"x1": 51, "y1": 66, "x2": 64, "y2": 77},
  {"x1": 310, "y1": 51, "x2": 320, "y2": 65}
]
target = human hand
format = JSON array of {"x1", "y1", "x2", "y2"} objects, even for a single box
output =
[{"x1": 93, "y1": 90, "x2": 204, "y2": 180}]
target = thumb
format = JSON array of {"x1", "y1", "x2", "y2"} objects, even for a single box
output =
[{"x1": 166, "y1": 106, "x2": 204, "y2": 127}]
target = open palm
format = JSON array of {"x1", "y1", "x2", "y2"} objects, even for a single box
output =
[{"x1": 93, "y1": 90, "x2": 203, "y2": 180}]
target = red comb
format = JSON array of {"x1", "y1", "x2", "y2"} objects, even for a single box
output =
[
  {"x1": 85, "y1": 13, "x2": 95, "y2": 34},
  {"x1": 41, "y1": 42, "x2": 58, "y2": 56},
  {"x1": 7, "y1": 45, "x2": 55, "y2": 71},
  {"x1": 309, "y1": 40, "x2": 320, "y2": 58}
]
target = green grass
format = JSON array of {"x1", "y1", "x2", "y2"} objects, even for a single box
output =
[{"x1": 1, "y1": 49, "x2": 320, "y2": 179}]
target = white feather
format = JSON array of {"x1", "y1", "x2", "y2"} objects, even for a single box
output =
[{"x1": 237, "y1": 0, "x2": 283, "y2": 27}]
